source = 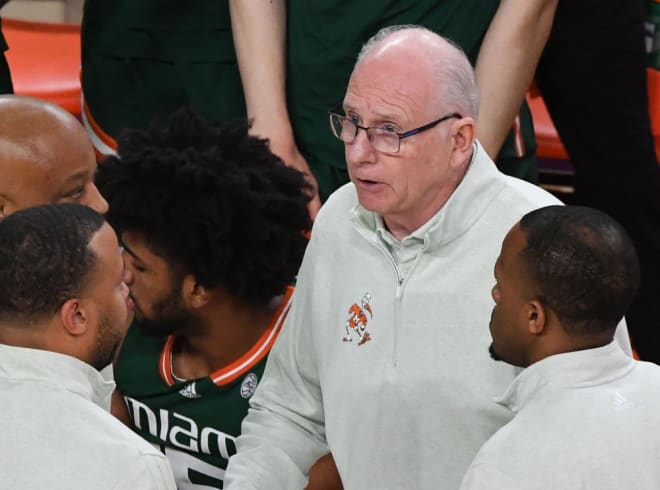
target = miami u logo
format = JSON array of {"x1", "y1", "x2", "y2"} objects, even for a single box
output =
[{"x1": 342, "y1": 293, "x2": 373, "y2": 346}]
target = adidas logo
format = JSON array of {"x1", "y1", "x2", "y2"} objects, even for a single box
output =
[
  {"x1": 613, "y1": 391, "x2": 633, "y2": 410},
  {"x1": 179, "y1": 382, "x2": 202, "y2": 399}
]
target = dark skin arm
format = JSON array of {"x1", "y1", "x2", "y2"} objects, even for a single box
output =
[
  {"x1": 306, "y1": 454, "x2": 343, "y2": 490},
  {"x1": 110, "y1": 389, "x2": 132, "y2": 427}
]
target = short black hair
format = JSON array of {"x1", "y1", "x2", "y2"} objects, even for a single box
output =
[
  {"x1": 519, "y1": 205, "x2": 640, "y2": 334},
  {"x1": 97, "y1": 107, "x2": 312, "y2": 305},
  {"x1": 0, "y1": 203, "x2": 105, "y2": 324}
]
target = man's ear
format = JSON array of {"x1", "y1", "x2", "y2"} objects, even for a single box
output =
[
  {"x1": 450, "y1": 117, "x2": 476, "y2": 168},
  {"x1": 527, "y1": 300, "x2": 547, "y2": 336},
  {"x1": 182, "y1": 275, "x2": 210, "y2": 310},
  {"x1": 59, "y1": 298, "x2": 90, "y2": 336}
]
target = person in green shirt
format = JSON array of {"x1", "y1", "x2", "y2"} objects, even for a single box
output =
[
  {"x1": 96, "y1": 108, "x2": 316, "y2": 489},
  {"x1": 81, "y1": 1, "x2": 244, "y2": 153}
]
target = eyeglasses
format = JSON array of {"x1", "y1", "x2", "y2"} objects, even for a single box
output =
[{"x1": 328, "y1": 105, "x2": 462, "y2": 154}]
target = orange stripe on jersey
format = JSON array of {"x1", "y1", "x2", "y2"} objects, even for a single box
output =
[
  {"x1": 211, "y1": 286, "x2": 293, "y2": 386},
  {"x1": 157, "y1": 286, "x2": 294, "y2": 388},
  {"x1": 512, "y1": 113, "x2": 525, "y2": 158},
  {"x1": 81, "y1": 95, "x2": 118, "y2": 156},
  {"x1": 159, "y1": 335, "x2": 177, "y2": 387}
]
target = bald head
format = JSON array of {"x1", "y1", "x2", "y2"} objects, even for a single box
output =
[
  {"x1": 355, "y1": 26, "x2": 479, "y2": 119},
  {"x1": 0, "y1": 95, "x2": 108, "y2": 218},
  {"x1": 0, "y1": 94, "x2": 82, "y2": 140}
]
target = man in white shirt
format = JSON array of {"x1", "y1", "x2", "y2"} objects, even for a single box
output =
[
  {"x1": 461, "y1": 205, "x2": 660, "y2": 490},
  {"x1": 0, "y1": 203, "x2": 176, "y2": 490},
  {"x1": 224, "y1": 26, "x2": 575, "y2": 490}
]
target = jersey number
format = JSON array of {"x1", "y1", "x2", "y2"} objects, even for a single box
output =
[{"x1": 165, "y1": 446, "x2": 225, "y2": 490}]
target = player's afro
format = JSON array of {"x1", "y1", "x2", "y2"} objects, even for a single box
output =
[{"x1": 97, "y1": 107, "x2": 312, "y2": 305}]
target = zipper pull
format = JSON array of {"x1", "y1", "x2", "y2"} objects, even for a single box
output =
[{"x1": 395, "y1": 278, "x2": 403, "y2": 298}]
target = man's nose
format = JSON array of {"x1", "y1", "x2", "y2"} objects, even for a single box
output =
[
  {"x1": 85, "y1": 183, "x2": 109, "y2": 215},
  {"x1": 345, "y1": 127, "x2": 377, "y2": 166}
]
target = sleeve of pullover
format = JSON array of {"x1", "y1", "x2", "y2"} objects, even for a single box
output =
[
  {"x1": 110, "y1": 453, "x2": 177, "y2": 490},
  {"x1": 224, "y1": 235, "x2": 329, "y2": 489}
]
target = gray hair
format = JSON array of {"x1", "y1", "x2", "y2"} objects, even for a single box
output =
[{"x1": 356, "y1": 25, "x2": 480, "y2": 119}]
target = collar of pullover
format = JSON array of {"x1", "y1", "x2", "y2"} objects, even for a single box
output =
[
  {"x1": 351, "y1": 140, "x2": 507, "y2": 250},
  {"x1": 495, "y1": 341, "x2": 634, "y2": 413},
  {"x1": 0, "y1": 343, "x2": 115, "y2": 411}
]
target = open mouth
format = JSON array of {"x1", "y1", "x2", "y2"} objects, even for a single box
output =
[{"x1": 357, "y1": 177, "x2": 381, "y2": 187}]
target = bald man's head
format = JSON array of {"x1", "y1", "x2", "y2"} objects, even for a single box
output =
[
  {"x1": 0, "y1": 95, "x2": 108, "y2": 218},
  {"x1": 355, "y1": 26, "x2": 479, "y2": 120}
]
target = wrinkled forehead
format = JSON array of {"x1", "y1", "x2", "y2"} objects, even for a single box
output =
[{"x1": 345, "y1": 51, "x2": 439, "y2": 119}]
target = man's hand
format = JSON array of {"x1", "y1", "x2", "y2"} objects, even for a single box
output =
[
  {"x1": 305, "y1": 453, "x2": 343, "y2": 490},
  {"x1": 270, "y1": 139, "x2": 321, "y2": 221},
  {"x1": 250, "y1": 120, "x2": 322, "y2": 221}
]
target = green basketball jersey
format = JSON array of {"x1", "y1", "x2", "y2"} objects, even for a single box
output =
[{"x1": 114, "y1": 287, "x2": 293, "y2": 490}]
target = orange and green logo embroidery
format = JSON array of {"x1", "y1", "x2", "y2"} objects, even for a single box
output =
[{"x1": 342, "y1": 293, "x2": 373, "y2": 346}]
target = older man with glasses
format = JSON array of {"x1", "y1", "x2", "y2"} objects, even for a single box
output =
[{"x1": 224, "y1": 26, "x2": 632, "y2": 490}]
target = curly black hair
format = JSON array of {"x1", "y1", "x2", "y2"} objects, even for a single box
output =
[
  {"x1": 520, "y1": 205, "x2": 640, "y2": 335},
  {"x1": 96, "y1": 108, "x2": 312, "y2": 305},
  {"x1": 0, "y1": 203, "x2": 105, "y2": 323}
]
